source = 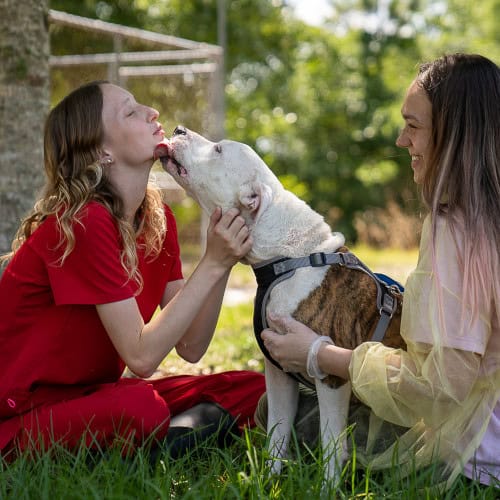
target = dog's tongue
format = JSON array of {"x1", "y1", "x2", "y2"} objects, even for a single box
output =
[{"x1": 153, "y1": 140, "x2": 171, "y2": 160}]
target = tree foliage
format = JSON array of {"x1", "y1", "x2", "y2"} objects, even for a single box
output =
[{"x1": 48, "y1": 0, "x2": 499, "y2": 243}]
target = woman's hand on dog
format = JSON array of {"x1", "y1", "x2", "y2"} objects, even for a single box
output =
[
  {"x1": 203, "y1": 207, "x2": 252, "y2": 272},
  {"x1": 262, "y1": 314, "x2": 353, "y2": 379},
  {"x1": 262, "y1": 315, "x2": 318, "y2": 372}
]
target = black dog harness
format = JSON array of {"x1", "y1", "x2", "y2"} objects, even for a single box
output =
[{"x1": 252, "y1": 251, "x2": 403, "y2": 387}]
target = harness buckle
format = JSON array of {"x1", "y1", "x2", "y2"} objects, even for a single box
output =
[
  {"x1": 309, "y1": 252, "x2": 326, "y2": 267},
  {"x1": 339, "y1": 252, "x2": 358, "y2": 266},
  {"x1": 379, "y1": 293, "x2": 397, "y2": 318}
]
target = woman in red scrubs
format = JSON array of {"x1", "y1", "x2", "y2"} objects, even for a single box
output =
[{"x1": 0, "y1": 81, "x2": 265, "y2": 459}]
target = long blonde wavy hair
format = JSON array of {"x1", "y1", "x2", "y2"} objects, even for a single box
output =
[
  {"x1": 2, "y1": 81, "x2": 167, "y2": 289},
  {"x1": 417, "y1": 54, "x2": 500, "y2": 322}
]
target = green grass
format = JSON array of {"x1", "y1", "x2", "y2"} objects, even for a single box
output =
[
  {"x1": 1, "y1": 431, "x2": 497, "y2": 499},
  {"x1": 350, "y1": 244, "x2": 419, "y2": 285},
  {"x1": 3, "y1": 247, "x2": 497, "y2": 498}
]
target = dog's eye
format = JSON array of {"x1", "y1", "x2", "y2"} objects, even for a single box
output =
[{"x1": 214, "y1": 144, "x2": 222, "y2": 154}]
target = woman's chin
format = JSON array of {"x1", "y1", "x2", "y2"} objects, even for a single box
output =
[{"x1": 413, "y1": 169, "x2": 424, "y2": 184}]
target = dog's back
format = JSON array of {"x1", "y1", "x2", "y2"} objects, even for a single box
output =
[{"x1": 292, "y1": 247, "x2": 405, "y2": 387}]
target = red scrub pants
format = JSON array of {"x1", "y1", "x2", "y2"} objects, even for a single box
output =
[{"x1": 1, "y1": 370, "x2": 265, "y2": 454}]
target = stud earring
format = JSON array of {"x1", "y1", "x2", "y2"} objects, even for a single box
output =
[{"x1": 99, "y1": 156, "x2": 114, "y2": 167}]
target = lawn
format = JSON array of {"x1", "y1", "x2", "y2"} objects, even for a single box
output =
[
  {"x1": 1, "y1": 426, "x2": 496, "y2": 499},
  {"x1": 2, "y1": 247, "x2": 498, "y2": 498}
]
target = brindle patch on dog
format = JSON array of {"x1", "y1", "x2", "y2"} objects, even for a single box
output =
[{"x1": 293, "y1": 247, "x2": 405, "y2": 388}]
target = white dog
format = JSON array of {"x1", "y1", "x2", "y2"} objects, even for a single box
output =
[{"x1": 154, "y1": 127, "x2": 403, "y2": 484}]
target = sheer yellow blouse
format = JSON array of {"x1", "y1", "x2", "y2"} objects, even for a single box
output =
[{"x1": 349, "y1": 215, "x2": 500, "y2": 484}]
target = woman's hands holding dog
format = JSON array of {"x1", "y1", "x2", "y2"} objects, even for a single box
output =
[
  {"x1": 262, "y1": 314, "x2": 353, "y2": 379},
  {"x1": 262, "y1": 315, "x2": 318, "y2": 373},
  {"x1": 203, "y1": 207, "x2": 252, "y2": 272}
]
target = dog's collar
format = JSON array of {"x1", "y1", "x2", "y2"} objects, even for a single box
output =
[{"x1": 252, "y1": 251, "x2": 402, "y2": 383}]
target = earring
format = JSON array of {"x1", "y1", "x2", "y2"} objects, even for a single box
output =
[{"x1": 99, "y1": 155, "x2": 114, "y2": 167}]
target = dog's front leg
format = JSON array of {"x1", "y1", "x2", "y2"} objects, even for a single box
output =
[
  {"x1": 315, "y1": 380, "x2": 352, "y2": 485},
  {"x1": 265, "y1": 358, "x2": 299, "y2": 475}
]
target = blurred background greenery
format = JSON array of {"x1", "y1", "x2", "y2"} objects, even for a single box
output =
[
  {"x1": 46, "y1": 2, "x2": 499, "y2": 377},
  {"x1": 48, "y1": 0, "x2": 499, "y2": 247}
]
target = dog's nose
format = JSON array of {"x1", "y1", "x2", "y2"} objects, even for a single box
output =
[{"x1": 173, "y1": 125, "x2": 187, "y2": 136}]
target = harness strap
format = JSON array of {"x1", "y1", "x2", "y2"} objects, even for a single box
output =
[
  {"x1": 372, "y1": 292, "x2": 398, "y2": 342},
  {"x1": 264, "y1": 251, "x2": 401, "y2": 329},
  {"x1": 271, "y1": 251, "x2": 359, "y2": 275},
  {"x1": 252, "y1": 251, "x2": 402, "y2": 384},
  {"x1": 253, "y1": 267, "x2": 314, "y2": 388}
]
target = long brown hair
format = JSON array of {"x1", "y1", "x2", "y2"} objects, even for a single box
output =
[
  {"x1": 417, "y1": 53, "x2": 500, "y2": 319},
  {"x1": 2, "y1": 81, "x2": 166, "y2": 287}
]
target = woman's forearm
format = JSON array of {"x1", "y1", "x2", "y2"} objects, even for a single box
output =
[
  {"x1": 317, "y1": 343, "x2": 353, "y2": 380},
  {"x1": 143, "y1": 256, "x2": 230, "y2": 364},
  {"x1": 174, "y1": 263, "x2": 231, "y2": 362}
]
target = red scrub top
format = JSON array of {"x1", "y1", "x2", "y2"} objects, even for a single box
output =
[
  {"x1": 0, "y1": 201, "x2": 265, "y2": 453},
  {"x1": 0, "y1": 202, "x2": 182, "y2": 447}
]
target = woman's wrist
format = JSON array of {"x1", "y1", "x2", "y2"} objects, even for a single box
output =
[
  {"x1": 306, "y1": 336, "x2": 334, "y2": 379},
  {"x1": 317, "y1": 343, "x2": 352, "y2": 380},
  {"x1": 197, "y1": 254, "x2": 232, "y2": 281}
]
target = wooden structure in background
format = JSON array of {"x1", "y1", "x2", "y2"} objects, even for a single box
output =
[{"x1": 48, "y1": 9, "x2": 224, "y2": 205}]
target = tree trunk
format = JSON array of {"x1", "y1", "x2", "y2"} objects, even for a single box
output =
[{"x1": 0, "y1": 0, "x2": 49, "y2": 254}]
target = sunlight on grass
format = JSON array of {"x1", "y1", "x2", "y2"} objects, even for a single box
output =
[
  {"x1": 351, "y1": 244, "x2": 419, "y2": 285},
  {"x1": 1, "y1": 430, "x2": 492, "y2": 499}
]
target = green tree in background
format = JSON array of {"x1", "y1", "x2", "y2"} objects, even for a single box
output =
[{"x1": 48, "y1": 0, "x2": 499, "y2": 243}]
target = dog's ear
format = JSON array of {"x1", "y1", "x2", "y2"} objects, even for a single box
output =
[{"x1": 238, "y1": 181, "x2": 272, "y2": 220}]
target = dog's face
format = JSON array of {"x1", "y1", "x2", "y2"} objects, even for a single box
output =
[{"x1": 155, "y1": 127, "x2": 282, "y2": 224}]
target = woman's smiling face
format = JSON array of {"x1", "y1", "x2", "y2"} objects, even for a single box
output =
[{"x1": 396, "y1": 80, "x2": 433, "y2": 184}]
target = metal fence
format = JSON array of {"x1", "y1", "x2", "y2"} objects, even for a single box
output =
[{"x1": 49, "y1": 9, "x2": 225, "y2": 203}]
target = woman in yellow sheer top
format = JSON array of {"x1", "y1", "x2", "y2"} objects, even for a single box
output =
[{"x1": 259, "y1": 53, "x2": 500, "y2": 487}]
